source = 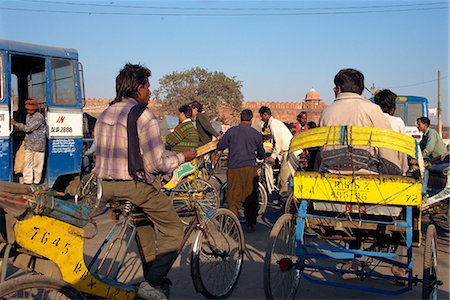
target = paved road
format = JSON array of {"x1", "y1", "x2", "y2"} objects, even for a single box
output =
[{"x1": 83, "y1": 171, "x2": 449, "y2": 300}]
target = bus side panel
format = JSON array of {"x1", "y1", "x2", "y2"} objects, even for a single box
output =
[
  {"x1": 46, "y1": 137, "x2": 82, "y2": 188},
  {"x1": 0, "y1": 139, "x2": 10, "y2": 181}
]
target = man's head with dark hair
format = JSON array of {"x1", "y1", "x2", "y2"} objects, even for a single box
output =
[
  {"x1": 417, "y1": 116, "x2": 430, "y2": 126},
  {"x1": 297, "y1": 111, "x2": 307, "y2": 126},
  {"x1": 416, "y1": 116, "x2": 430, "y2": 133},
  {"x1": 334, "y1": 68, "x2": 365, "y2": 95},
  {"x1": 259, "y1": 106, "x2": 272, "y2": 123},
  {"x1": 258, "y1": 106, "x2": 271, "y2": 116},
  {"x1": 307, "y1": 121, "x2": 317, "y2": 129},
  {"x1": 115, "y1": 63, "x2": 151, "y2": 103},
  {"x1": 374, "y1": 89, "x2": 397, "y2": 115},
  {"x1": 179, "y1": 104, "x2": 192, "y2": 118},
  {"x1": 189, "y1": 101, "x2": 203, "y2": 112},
  {"x1": 241, "y1": 109, "x2": 253, "y2": 122}
]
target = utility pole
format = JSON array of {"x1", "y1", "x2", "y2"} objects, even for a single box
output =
[
  {"x1": 437, "y1": 70, "x2": 442, "y2": 136},
  {"x1": 371, "y1": 83, "x2": 376, "y2": 97}
]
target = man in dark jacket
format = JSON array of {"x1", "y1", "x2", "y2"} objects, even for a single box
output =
[
  {"x1": 217, "y1": 109, "x2": 265, "y2": 233},
  {"x1": 190, "y1": 101, "x2": 220, "y2": 146}
]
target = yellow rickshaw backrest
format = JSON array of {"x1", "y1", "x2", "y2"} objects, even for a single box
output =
[{"x1": 289, "y1": 126, "x2": 418, "y2": 159}]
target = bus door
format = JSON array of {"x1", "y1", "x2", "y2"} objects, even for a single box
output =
[
  {"x1": 0, "y1": 51, "x2": 9, "y2": 181},
  {"x1": 3, "y1": 52, "x2": 47, "y2": 183},
  {"x1": 46, "y1": 58, "x2": 83, "y2": 188}
]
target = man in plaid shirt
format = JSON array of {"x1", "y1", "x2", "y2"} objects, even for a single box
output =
[{"x1": 94, "y1": 63, "x2": 196, "y2": 298}]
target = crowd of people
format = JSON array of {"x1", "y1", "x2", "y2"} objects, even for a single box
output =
[{"x1": 9, "y1": 63, "x2": 446, "y2": 298}]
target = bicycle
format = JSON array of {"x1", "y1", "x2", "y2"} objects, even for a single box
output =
[
  {"x1": 163, "y1": 142, "x2": 223, "y2": 225},
  {"x1": 197, "y1": 150, "x2": 225, "y2": 192},
  {"x1": 0, "y1": 177, "x2": 245, "y2": 299}
]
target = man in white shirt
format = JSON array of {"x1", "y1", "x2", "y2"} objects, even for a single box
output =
[
  {"x1": 374, "y1": 89, "x2": 408, "y2": 174},
  {"x1": 374, "y1": 89, "x2": 405, "y2": 133},
  {"x1": 259, "y1": 106, "x2": 293, "y2": 197}
]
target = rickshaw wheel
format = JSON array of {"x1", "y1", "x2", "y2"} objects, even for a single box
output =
[
  {"x1": 264, "y1": 213, "x2": 300, "y2": 300},
  {"x1": 77, "y1": 173, "x2": 102, "y2": 217},
  {"x1": 284, "y1": 192, "x2": 298, "y2": 215},
  {"x1": 422, "y1": 224, "x2": 439, "y2": 300}
]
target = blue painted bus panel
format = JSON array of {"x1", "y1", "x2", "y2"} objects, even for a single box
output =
[
  {"x1": 47, "y1": 138, "x2": 82, "y2": 187},
  {"x1": 0, "y1": 139, "x2": 9, "y2": 181},
  {"x1": 0, "y1": 39, "x2": 78, "y2": 60}
]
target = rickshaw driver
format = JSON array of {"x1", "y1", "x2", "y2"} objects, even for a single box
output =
[
  {"x1": 93, "y1": 63, "x2": 196, "y2": 298},
  {"x1": 318, "y1": 68, "x2": 404, "y2": 279}
]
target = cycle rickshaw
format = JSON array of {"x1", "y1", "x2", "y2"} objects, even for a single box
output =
[
  {"x1": 264, "y1": 125, "x2": 444, "y2": 299},
  {"x1": 0, "y1": 169, "x2": 244, "y2": 298}
]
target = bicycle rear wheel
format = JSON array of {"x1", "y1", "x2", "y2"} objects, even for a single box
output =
[
  {"x1": 0, "y1": 274, "x2": 85, "y2": 299},
  {"x1": 171, "y1": 178, "x2": 219, "y2": 225},
  {"x1": 264, "y1": 213, "x2": 300, "y2": 300},
  {"x1": 191, "y1": 208, "x2": 244, "y2": 298}
]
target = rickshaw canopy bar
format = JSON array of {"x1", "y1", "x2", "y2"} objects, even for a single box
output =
[{"x1": 289, "y1": 126, "x2": 417, "y2": 158}]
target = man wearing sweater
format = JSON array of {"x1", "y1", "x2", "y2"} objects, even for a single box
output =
[
  {"x1": 217, "y1": 109, "x2": 266, "y2": 232},
  {"x1": 189, "y1": 101, "x2": 221, "y2": 146},
  {"x1": 166, "y1": 105, "x2": 199, "y2": 153}
]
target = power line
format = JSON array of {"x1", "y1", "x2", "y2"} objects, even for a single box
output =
[
  {"x1": 20, "y1": 0, "x2": 449, "y2": 11},
  {"x1": 1, "y1": 4, "x2": 448, "y2": 16},
  {"x1": 385, "y1": 75, "x2": 449, "y2": 89}
]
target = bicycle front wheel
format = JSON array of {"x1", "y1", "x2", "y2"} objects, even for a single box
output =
[
  {"x1": 264, "y1": 213, "x2": 300, "y2": 300},
  {"x1": 171, "y1": 178, "x2": 219, "y2": 225},
  {"x1": 0, "y1": 274, "x2": 85, "y2": 299},
  {"x1": 191, "y1": 208, "x2": 245, "y2": 298},
  {"x1": 76, "y1": 173, "x2": 102, "y2": 217}
]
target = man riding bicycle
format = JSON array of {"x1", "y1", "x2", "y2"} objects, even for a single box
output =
[{"x1": 93, "y1": 63, "x2": 196, "y2": 298}]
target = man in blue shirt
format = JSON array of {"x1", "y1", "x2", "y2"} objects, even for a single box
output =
[{"x1": 217, "y1": 109, "x2": 265, "y2": 232}]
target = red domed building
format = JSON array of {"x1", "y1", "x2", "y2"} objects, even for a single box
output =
[{"x1": 301, "y1": 88, "x2": 326, "y2": 125}]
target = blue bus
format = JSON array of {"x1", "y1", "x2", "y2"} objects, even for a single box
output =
[
  {"x1": 370, "y1": 95, "x2": 429, "y2": 139},
  {"x1": 0, "y1": 39, "x2": 86, "y2": 190}
]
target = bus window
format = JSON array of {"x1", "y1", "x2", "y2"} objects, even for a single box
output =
[
  {"x1": 0, "y1": 53, "x2": 3, "y2": 101},
  {"x1": 394, "y1": 102, "x2": 405, "y2": 122},
  {"x1": 27, "y1": 67, "x2": 46, "y2": 104},
  {"x1": 407, "y1": 103, "x2": 423, "y2": 126},
  {"x1": 51, "y1": 58, "x2": 75, "y2": 105}
]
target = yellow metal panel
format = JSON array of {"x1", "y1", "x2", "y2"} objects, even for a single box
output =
[
  {"x1": 14, "y1": 215, "x2": 136, "y2": 299},
  {"x1": 290, "y1": 126, "x2": 342, "y2": 153},
  {"x1": 346, "y1": 126, "x2": 416, "y2": 157},
  {"x1": 289, "y1": 126, "x2": 417, "y2": 158},
  {"x1": 294, "y1": 172, "x2": 422, "y2": 207}
]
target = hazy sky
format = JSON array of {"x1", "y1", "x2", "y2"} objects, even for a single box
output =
[{"x1": 1, "y1": 0, "x2": 448, "y2": 124}]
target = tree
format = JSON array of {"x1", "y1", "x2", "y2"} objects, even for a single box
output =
[{"x1": 153, "y1": 67, "x2": 243, "y2": 124}]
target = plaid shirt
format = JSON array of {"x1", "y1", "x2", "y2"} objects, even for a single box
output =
[
  {"x1": 15, "y1": 112, "x2": 46, "y2": 152},
  {"x1": 93, "y1": 98, "x2": 184, "y2": 184}
]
